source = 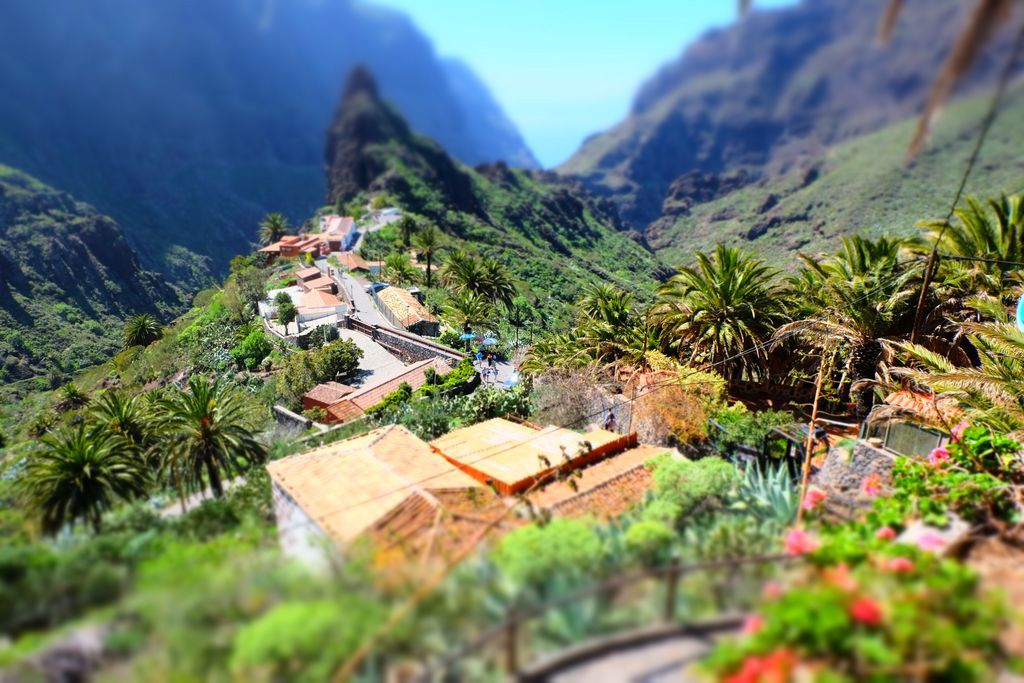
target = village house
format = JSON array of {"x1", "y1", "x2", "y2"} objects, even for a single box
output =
[
  {"x1": 334, "y1": 250, "x2": 371, "y2": 274},
  {"x1": 320, "y1": 214, "x2": 358, "y2": 251},
  {"x1": 374, "y1": 286, "x2": 440, "y2": 337},
  {"x1": 267, "y1": 419, "x2": 667, "y2": 568},
  {"x1": 302, "y1": 357, "x2": 450, "y2": 423},
  {"x1": 258, "y1": 286, "x2": 346, "y2": 333}
]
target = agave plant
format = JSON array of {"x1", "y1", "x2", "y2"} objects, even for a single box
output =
[{"x1": 728, "y1": 462, "x2": 799, "y2": 526}]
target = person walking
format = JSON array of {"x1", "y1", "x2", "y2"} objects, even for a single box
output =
[{"x1": 604, "y1": 408, "x2": 617, "y2": 432}]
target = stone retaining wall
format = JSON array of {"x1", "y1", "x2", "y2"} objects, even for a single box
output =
[{"x1": 813, "y1": 439, "x2": 896, "y2": 517}]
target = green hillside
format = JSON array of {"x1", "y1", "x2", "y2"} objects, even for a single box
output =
[
  {"x1": 0, "y1": 165, "x2": 183, "y2": 385},
  {"x1": 649, "y1": 83, "x2": 1024, "y2": 267}
]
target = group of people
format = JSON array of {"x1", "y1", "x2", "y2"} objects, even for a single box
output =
[{"x1": 475, "y1": 350, "x2": 500, "y2": 384}]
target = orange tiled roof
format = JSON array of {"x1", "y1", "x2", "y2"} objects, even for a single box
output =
[
  {"x1": 323, "y1": 215, "x2": 355, "y2": 236},
  {"x1": 883, "y1": 390, "x2": 962, "y2": 424},
  {"x1": 266, "y1": 425, "x2": 480, "y2": 544},
  {"x1": 324, "y1": 358, "x2": 450, "y2": 423},
  {"x1": 300, "y1": 289, "x2": 342, "y2": 309},
  {"x1": 303, "y1": 381, "x2": 355, "y2": 405},
  {"x1": 295, "y1": 266, "x2": 321, "y2": 281},
  {"x1": 530, "y1": 444, "x2": 666, "y2": 514},
  {"x1": 336, "y1": 251, "x2": 371, "y2": 271},
  {"x1": 429, "y1": 418, "x2": 634, "y2": 495},
  {"x1": 376, "y1": 287, "x2": 437, "y2": 327},
  {"x1": 302, "y1": 275, "x2": 336, "y2": 292}
]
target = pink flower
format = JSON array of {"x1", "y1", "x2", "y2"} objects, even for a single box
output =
[
  {"x1": 761, "y1": 581, "x2": 784, "y2": 600},
  {"x1": 742, "y1": 614, "x2": 764, "y2": 635},
  {"x1": 860, "y1": 472, "x2": 881, "y2": 497},
  {"x1": 927, "y1": 446, "x2": 951, "y2": 466},
  {"x1": 875, "y1": 526, "x2": 897, "y2": 541},
  {"x1": 884, "y1": 556, "x2": 914, "y2": 573},
  {"x1": 801, "y1": 486, "x2": 827, "y2": 511},
  {"x1": 784, "y1": 528, "x2": 820, "y2": 556},
  {"x1": 951, "y1": 422, "x2": 970, "y2": 441},
  {"x1": 916, "y1": 531, "x2": 947, "y2": 552},
  {"x1": 823, "y1": 563, "x2": 858, "y2": 591},
  {"x1": 849, "y1": 597, "x2": 884, "y2": 626}
]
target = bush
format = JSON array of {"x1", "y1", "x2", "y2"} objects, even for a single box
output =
[
  {"x1": 301, "y1": 407, "x2": 328, "y2": 423},
  {"x1": 230, "y1": 597, "x2": 384, "y2": 683},
  {"x1": 645, "y1": 455, "x2": 739, "y2": 526},
  {"x1": 710, "y1": 404, "x2": 794, "y2": 454},
  {"x1": 495, "y1": 518, "x2": 603, "y2": 589},
  {"x1": 624, "y1": 520, "x2": 675, "y2": 566},
  {"x1": 230, "y1": 327, "x2": 272, "y2": 370}
]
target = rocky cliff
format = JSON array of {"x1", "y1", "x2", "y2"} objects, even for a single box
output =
[
  {"x1": 0, "y1": 166, "x2": 182, "y2": 383},
  {"x1": 325, "y1": 68, "x2": 670, "y2": 308},
  {"x1": 0, "y1": 0, "x2": 536, "y2": 286},
  {"x1": 559, "y1": 0, "x2": 1024, "y2": 231}
]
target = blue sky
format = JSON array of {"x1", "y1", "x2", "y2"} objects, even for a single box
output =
[{"x1": 368, "y1": 0, "x2": 795, "y2": 167}]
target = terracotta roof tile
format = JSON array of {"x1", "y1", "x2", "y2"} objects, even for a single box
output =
[
  {"x1": 376, "y1": 287, "x2": 437, "y2": 326},
  {"x1": 336, "y1": 251, "x2": 371, "y2": 271},
  {"x1": 324, "y1": 358, "x2": 449, "y2": 423},
  {"x1": 300, "y1": 289, "x2": 342, "y2": 308},
  {"x1": 295, "y1": 267, "x2": 321, "y2": 280},
  {"x1": 266, "y1": 425, "x2": 479, "y2": 544},
  {"x1": 303, "y1": 381, "x2": 355, "y2": 405},
  {"x1": 530, "y1": 444, "x2": 667, "y2": 512},
  {"x1": 302, "y1": 276, "x2": 336, "y2": 292}
]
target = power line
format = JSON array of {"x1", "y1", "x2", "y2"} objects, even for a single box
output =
[{"x1": 910, "y1": 18, "x2": 1024, "y2": 343}]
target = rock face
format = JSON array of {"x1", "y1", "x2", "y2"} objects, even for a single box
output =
[
  {"x1": 813, "y1": 440, "x2": 895, "y2": 518},
  {"x1": 323, "y1": 68, "x2": 670, "y2": 306},
  {"x1": 559, "y1": 0, "x2": 1024, "y2": 230},
  {"x1": 0, "y1": 166, "x2": 182, "y2": 381},
  {"x1": 0, "y1": 0, "x2": 536, "y2": 285}
]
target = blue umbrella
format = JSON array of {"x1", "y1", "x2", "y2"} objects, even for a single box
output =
[
  {"x1": 481, "y1": 337, "x2": 498, "y2": 345},
  {"x1": 459, "y1": 332, "x2": 476, "y2": 340}
]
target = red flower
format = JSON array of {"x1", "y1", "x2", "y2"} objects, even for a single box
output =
[
  {"x1": 849, "y1": 597, "x2": 884, "y2": 626},
  {"x1": 874, "y1": 526, "x2": 897, "y2": 541},
  {"x1": 860, "y1": 472, "x2": 881, "y2": 497},
  {"x1": 884, "y1": 556, "x2": 914, "y2": 573},
  {"x1": 724, "y1": 649, "x2": 796, "y2": 683},
  {"x1": 801, "y1": 486, "x2": 827, "y2": 511},
  {"x1": 742, "y1": 614, "x2": 765, "y2": 635},
  {"x1": 784, "y1": 529, "x2": 820, "y2": 556},
  {"x1": 927, "y1": 446, "x2": 950, "y2": 466}
]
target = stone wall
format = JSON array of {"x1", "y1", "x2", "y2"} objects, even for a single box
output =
[
  {"x1": 270, "y1": 480, "x2": 338, "y2": 569},
  {"x1": 342, "y1": 315, "x2": 465, "y2": 366},
  {"x1": 813, "y1": 439, "x2": 896, "y2": 517}
]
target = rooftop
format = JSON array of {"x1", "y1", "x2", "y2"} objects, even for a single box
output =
[
  {"x1": 300, "y1": 289, "x2": 342, "y2": 309},
  {"x1": 322, "y1": 215, "x2": 355, "y2": 235},
  {"x1": 376, "y1": 287, "x2": 437, "y2": 327},
  {"x1": 336, "y1": 251, "x2": 371, "y2": 271},
  {"x1": 295, "y1": 266, "x2": 321, "y2": 280},
  {"x1": 267, "y1": 425, "x2": 480, "y2": 544},
  {"x1": 304, "y1": 381, "x2": 355, "y2": 405},
  {"x1": 429, "y1": 418, "x2": 632, "y2": 495},
  {"x1": 325, "y1": 358, "x2": 450, "y2": 423},
  {"x1": 302, "y1": 275, "x2": 336, "y2": 292},
  {"x1": 530, "y1": 444, "x2": 667, "y2": 512}
]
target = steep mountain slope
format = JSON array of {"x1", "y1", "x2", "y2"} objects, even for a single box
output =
[
  {"x1": 650, "y1": 83, "x2": 1024, "y2": 267},
  {"x1": 0, "y1": 166, "x2": 183, "y2": 384},
  {"x1": 0, "y1": 0, "x2": 536, "y2": 286},
  {"x1": 326, "y1": 68, "x2": 669, "y2": 307},
  {"x1": 560, "y1": 0, "x2": 1023, "y2": 230}
]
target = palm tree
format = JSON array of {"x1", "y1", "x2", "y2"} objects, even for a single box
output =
[
  {"x1": 156, "y1": 377, "x2": 267, "y2": 500},
  {"x1": 91, "y1": 390, "x2": 154, "y2": 456},
  {"x1": 478, "y1": 257, "x2": 517, "y2": 308},
  {"x1": 397, "y1": 214, "x2": 419, "y2": 247},
  {"x1": 444, "y1": 291, "x2": 495, "y2": 336},
  {"x1": 21, "y1": 424, "x2": 148, "y2": 534},
  {"x1": 505, "y1": 298, "x2": 532, "y2": 347},
  {"x1": 258, "y1": 212, "x2": 290, "y2": 245},
  {"x1": 651, "y1": 245, "x2": 790, "y2": 380},
  {"x1": 918, "y1": 194, "x2": 1024, "y2": 299},
  {"x1": 412, "y1": 225, "x2": 443, "y2": 288},
  {"x1": 439, "y1": 249, "x2": 481, "y2": 294},
  {"x1": 382, "y1": 252, "x2": 421, "y2": 287},
  {"x1": 122, "y1": 314, "x2": 163, "y2": 349},
  {"x1": 56, "y1": 382, "x2": 90, "y2": 412},
  {"x1": 777, "y1": 235, "x2": 921, "y2": 415}
]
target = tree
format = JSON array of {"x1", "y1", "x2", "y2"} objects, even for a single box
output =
[
  {"x1": 412, "y1": 225, "x2": 443, "y2": 288},
  {"x1": 259, "y1": 212, "x2": 290, "y2": 246},
  {"x1": 651, "y1": 245, "x2": 790, "y2": 380},
  {"x1": 444, "y1": 291, "x2": 495, "y2": 335},
  {"x1": 277, "y1": 300, "x2": 298, "y2": 334},
  {"x1": 777, "y1": 235, "x2": 921, "y2": 415},
  {"x1": 156, "y1": 377, "x2": 267, "y2": 500},
  {"x1": 382, "y1": 253, "x2": 420, "y2": 287},
  {"x1": 311, "y1": 339, "x2": 363, "y2": 384},
  {"x1": 91, "y1": 390, "x2": 153, "y2": 453},
  {"x1": 439, "y1": 249, "x2": 481, "y2": 294},
  {"x1": 56, "y1": 382, "x2": 90, "y2": 412},
  {"x1": 504, "y1": 297, "x2": 533, "y2": 347},
  {"x1": 21, "y1": 424, "x2": 148, "y2": 534},
  {"x1": 478, "y1": 258, "x2": 517, "y2": 308},
  {"x1": 122, "y1": 314, "x2": 163, "y2": 349},
  {"x1": 396, "y1": 214, "x2": 419, "y2": 247}
]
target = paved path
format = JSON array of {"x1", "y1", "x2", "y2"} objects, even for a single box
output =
[
  {"x1": 336, "y1": 328, "x2": 406, "y2": 387},
  {"x1": 352, "y1": 212, "x2": 400, "y2": 251},
  {"x1": 550, "y1": 636, "x2": 713, "y2": 683}
]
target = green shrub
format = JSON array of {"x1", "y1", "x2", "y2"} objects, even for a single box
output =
[
  {"x1": 645, "y1": 455, "x2": 739, "y2": 526},
  {"x1": 710, "y1": 404, "x2": 794, "y2": 453},
  {"x1": 495, "y1": 518, "x2": 603, "y2": 589},
  {"x1": 623, "y1": 520, "x2": 675, "y2": 566},
  {"x1": 230, "y1": 327, "x2": 272, "y2": 370},
  {"x1": 230, "y1": 597, "x2": 384, "y2": 683}
]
